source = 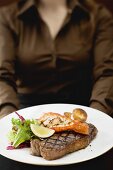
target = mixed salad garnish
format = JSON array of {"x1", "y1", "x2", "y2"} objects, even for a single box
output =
[{"x1": 7, "y1": 112, "x2": 40, "y2": 149}]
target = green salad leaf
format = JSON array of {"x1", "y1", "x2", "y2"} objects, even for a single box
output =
[
  {"x1": 8, "y1": 118, "x2": 38, "y2": 148},
  {"x1": 12, "y1": 127, "x2": 32, "y2": 148},
  {"x1": 7, "y1": 131, "x2": 16, "y2": 143}
]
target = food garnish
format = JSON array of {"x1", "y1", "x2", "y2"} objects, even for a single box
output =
[
  {"x1": 7, "y1": 117, "x2": 35, "y2": 148},
  {"x1": 30, "y1": 124, "x2": 55, "y2": 138}
]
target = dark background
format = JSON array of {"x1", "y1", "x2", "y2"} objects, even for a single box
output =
[{"x1": 0, "y1": 0, "x2": 113, "y2": 14}]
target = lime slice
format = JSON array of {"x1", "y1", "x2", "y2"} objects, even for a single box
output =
[{"x1": 30, "y1": 124, "x2": 55, "y2": 138}]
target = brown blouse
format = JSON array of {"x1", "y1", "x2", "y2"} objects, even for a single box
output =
[{"x1": 0, "y1": 0, "x2": 113, "y2": 117}]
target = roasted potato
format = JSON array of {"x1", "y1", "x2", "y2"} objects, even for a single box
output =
[{"x1": 72, "y1": 108, "x2": 87, "y2": 122}]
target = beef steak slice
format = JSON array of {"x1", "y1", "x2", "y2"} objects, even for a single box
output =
[{"x1": 30, "y1": 124, "x2": 98, "y2": 160}]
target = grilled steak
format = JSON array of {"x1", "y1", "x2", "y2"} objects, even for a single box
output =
[{"x1": 30, "y1": 124, "x2": 97, "y2": 160}]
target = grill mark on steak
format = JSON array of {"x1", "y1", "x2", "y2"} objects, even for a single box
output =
[
  {"x1": 30, "y1": 124, "x2": 98, "y2": 160},
  {"x1": 41, "y1": 132, "x2": 71, "y2": 151}
]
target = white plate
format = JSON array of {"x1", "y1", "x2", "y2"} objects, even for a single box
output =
[{"x1": 0, "y1": 104, "x2": 113, "y2": 166}]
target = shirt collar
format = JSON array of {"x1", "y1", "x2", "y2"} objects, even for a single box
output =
[
  {"x1": 16, "y1": 0, "x2": 35, "y2": 17},
  {"x1": 16, "y1": 0, "x2": 90, "y2": 18},
  {"x1": 68, "y1": 0, "x2": 90, "y2": 15}
]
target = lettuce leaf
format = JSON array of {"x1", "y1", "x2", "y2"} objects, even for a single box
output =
[
  {"x1": 12, "y1": 128, "x2": 32, "y2": 148},
  {"x1": 7, "y1": 131, "x2": 16, "y2": 143},
  {"x1": 9, "y1": 118, "x2": 37, "y2": 148}
]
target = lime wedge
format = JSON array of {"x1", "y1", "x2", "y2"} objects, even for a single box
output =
[{"x1": 30, "y1": 124, "x2": 55, "y2": 138}]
